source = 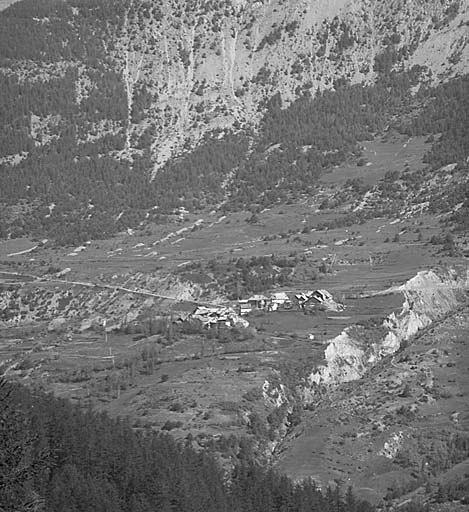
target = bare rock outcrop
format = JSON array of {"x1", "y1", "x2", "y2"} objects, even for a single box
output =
[{"x1": 306, "y1": 268, "x2": 468, "y2": 392}]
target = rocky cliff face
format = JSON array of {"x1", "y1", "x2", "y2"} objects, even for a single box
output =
[
  {"x1": 113, "y1": 0, "x2": 468, "y2": 171},
  {"x1": 305, "y1": 268, "x2": 468, "y2": 394}
]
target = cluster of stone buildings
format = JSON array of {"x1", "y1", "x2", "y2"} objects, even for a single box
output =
[
  {"x1": 168, "y1": 289, "x2": 344, "y2": 332},
  {"x1": 237, "y1": 289, "x2": 344, "y2": 315}
]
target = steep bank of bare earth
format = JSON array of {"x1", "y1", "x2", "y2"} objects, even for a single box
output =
[{"x1": 304, "y1": 268, "x2": 468, "y2": 394}]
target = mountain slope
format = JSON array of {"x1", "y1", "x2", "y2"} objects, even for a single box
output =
[
  {"x1": 115, "y1": 0, "x2": 469, "y2": 171},
  {"x1": 0, "y1": 0, "x2": 468, "y2": 244}
]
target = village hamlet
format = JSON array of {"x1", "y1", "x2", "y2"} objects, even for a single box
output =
[
  {"x1": 119, "y1": 288, "x2": 345, "y2": 335},
  {"x1": 174, "y1": 289, "x2": 345, "y2": 329}
]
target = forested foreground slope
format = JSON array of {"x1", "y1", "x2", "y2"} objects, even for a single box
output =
[
  {"x1": 0, "y1": 0, "x2": 468, "y2": 245},
  {"x1": 0, "y1": 377, "x2": 385, "y2": 512}
]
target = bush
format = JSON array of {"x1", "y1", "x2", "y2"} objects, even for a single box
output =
[
  {"x1": 243, "y1": 388, "x2": 263, "y2": 402},
  {"x1": 161, "y1": 420, "x2": 183, "y2": 431},
  {"x1": 169, "y1": 402, "x2": 184, "y2": 412}
]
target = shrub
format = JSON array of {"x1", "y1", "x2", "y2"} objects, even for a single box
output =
[
  {"x1": 169, "y1": 402, "x2": 184, "y2": 412},
  {"x1": 243, "y1": 387, "x2": 263, "y2": 402}
]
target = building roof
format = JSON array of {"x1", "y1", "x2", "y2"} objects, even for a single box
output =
[
  {"x1": 313, "y1": 289, "x2": 333, "y2": 301},
  {"x1": 271, "y1": 292, "x2": 290, "y2": 301},
  {"x1": 248, "y1": 294, "x2": 269, "y2": 301}
]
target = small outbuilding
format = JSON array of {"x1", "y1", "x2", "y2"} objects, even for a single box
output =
[{"x1": 247, "y1": 294, "x2": 270, "y2": 310}]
